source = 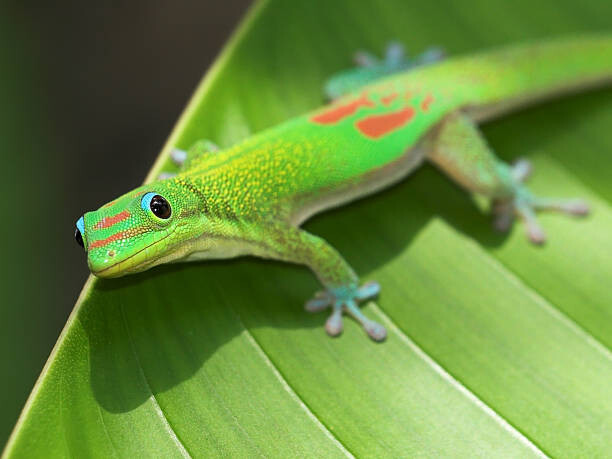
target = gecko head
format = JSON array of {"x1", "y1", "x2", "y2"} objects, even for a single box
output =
[{"x1": 75, "y1": 178, "x2": 203, "y2": 278}]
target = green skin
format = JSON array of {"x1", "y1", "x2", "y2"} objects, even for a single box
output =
[{"x1": 77, "y1": 35, "x2": 611, "y2": 341}]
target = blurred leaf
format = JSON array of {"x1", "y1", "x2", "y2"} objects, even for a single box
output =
[
  {"x1": 0, "y1": 11, "x2": 67, "y2": 447},
  {"x1": 5, "y1": 0, "x2": 612, "y2": 456}
]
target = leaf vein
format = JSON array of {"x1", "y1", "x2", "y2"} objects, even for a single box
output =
[
  {"x1": 237, "y1": 321, "x2": 355, "y2": 458},
  {"x1": 84, "y1": 337, "x2": 119, "y2": 458},
  {"x1": 369, "y1": 302, "x2": 549, "y2": 458},
  {"x1": 120, "y1": 304, "x2": 192, "y2": 458},
  {"x1": 480, "y1": 248, "x2": 612, "y2": 360}
]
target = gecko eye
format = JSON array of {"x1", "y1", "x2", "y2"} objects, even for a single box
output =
[
  {"x1": 151, "y1": 195, "x2": 171, "y2": 219},
  {"x1": 75, "y1": 216, "x2": 86, "y2": 250},
  {"x1": 141, "y1": 192, "x2": 172, "y2": 220},
  {"x1": 75, "y1": 228, "x2": 84, "y2": 248}
]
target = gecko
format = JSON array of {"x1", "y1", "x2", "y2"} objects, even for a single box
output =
[{"x1": 75, "y1": 35, "x2": 610, "y2": 341}]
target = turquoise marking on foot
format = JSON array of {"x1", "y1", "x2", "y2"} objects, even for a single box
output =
[
  {"x1": 305, "y1": 281, "x2": 386, "y2": 341},
  {"x1": 493, "y1": 159, "x2": 590, "y2": 244},
  {"x1": 324, "y1": 42, "x2": 445, "y2": 99}
]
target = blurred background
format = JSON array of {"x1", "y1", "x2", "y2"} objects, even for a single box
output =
[{"x1": 0, "y1": 1, "x2": 251, "y2": 445}]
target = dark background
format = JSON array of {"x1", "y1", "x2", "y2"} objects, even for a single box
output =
[{"x1": 0, "y1": 1, "x2": 251, "y2": 445}]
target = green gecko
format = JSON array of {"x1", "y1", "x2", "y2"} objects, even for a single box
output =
[{"x1": 76, "y1": 35, "x2": 610, "y2": 341}]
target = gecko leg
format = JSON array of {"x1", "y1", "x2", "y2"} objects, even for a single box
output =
[
  {"x1": 158, "y1": 148, "x2": 189, "y2": 179},
  {"x1": 491, "y1": 160, "x2": 588, "y2": 242},
  {"x1": 159, "y1": 140, "x2": 219, "y2": 180},
  {"x1": 269, "y1": 226, "x2": 386, "y2": 341},
  {"x1": 428, "y1": 112, "x2": 589, "y2": 244},
  {"x1": 157, "y1": 172, "x2": 177, "y2": 180}
]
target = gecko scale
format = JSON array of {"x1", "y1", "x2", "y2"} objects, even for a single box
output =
[{"x1": 76, "y1": 36, "x2": 610, "y2": 341}]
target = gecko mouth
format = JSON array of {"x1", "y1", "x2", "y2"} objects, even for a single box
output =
[{"x1": 91, "y1": 228, "x2": 176, "y2": 278}]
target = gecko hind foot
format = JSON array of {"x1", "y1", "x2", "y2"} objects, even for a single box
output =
[
  {"x1": 305, "y1": 281, "x2": 386, "y2": 341},
  {"x1": 493, "y1": 159, "x2": 589, "y2": 244}
]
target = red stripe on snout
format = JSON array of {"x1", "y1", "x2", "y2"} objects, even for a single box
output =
[
  {"x1": 88, "y1": 231, "x2": 129, "y2": 250},
  {"x1": 88, "y1": 226, "x2": 148, "y2": 250},
  {"x1": 94, "y1": 210, "x2": 130, "y2": 229}
]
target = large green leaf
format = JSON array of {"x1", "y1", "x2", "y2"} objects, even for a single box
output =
[{"x1": 5, "y1": 0, "x2": 612, "y2": 456}]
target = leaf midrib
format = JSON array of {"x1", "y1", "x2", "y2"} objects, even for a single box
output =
[
  {"x1": 239, "y1": 323, "x2": 355, "y2": 458},
  {"x1": 120, "y1": 304, "x2": 192, "y2": 458}
]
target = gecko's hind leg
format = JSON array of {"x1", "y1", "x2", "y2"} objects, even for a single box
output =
[
  {"x1": 428, "y1": 113, "x2": 589, "y2": 244},
  {"x1": 325, "y1": 42, "x2": 445, "y2": 99},
  {"x1": 492, "y1": 159, "x2": 588, "y2": 243}
]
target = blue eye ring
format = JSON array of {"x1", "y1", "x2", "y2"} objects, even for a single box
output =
[{"x1": 141, "y1": 192, "x2": 172, "y2": 221}]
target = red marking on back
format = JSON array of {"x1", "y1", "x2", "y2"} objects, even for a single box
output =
[
  {"x1": 381, "y1": 92, "x2": 398, "y2": 106},
  {"x1": 355, "y1": 107, "x2": 416, "y2": 139},
  {"x1": 421, "y1": 93, "x2": 434, "y2": 111},
  {"x1": 311, "y1": 93, "x2": 374, "y2": 124},
  {"x1": 94, "y1": 210, "x2": 131, "y2": 230},
  {"x1": 102, "y1": 200, "x2": 117, "y2": 208}
]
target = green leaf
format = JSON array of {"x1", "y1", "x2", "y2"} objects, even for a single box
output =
[{"x1": 5, "y1": 0, "x2": 612, "y2": 456}]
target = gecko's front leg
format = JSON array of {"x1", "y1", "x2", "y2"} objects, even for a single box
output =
[
  {"x1": 267, "y1": 224, "x2": 386, "y2": 341},
  {"x1": 158, "y1": 139, "x2": 220, "y2": 180}
]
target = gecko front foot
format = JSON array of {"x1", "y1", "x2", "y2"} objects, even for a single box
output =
[
  {"x1": 305, "y1": 281, "x2": 386, "y2": 341},
  {"x1": 493, "y1": 159, "x2": 589, "y2": 244}
]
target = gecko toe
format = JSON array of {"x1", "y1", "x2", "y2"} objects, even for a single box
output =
[
  {"x1": 325, "y1": 306, "x2": 344, "y2": 337},
  {"x1": 305, "y1": 291, "x2": 332, "y2": 312},
  {"x1": 355, "y1": 281, "x2": 381, "y2": 300},
  {"x1": 526, "y1": 225, "x2": 547, "y2": 245},
  {"x1": 493, "y1": 188, "x2": 589, "y2": 245},
  {"x1": 364, "y1": 321, "x2": 387, "y2": 342},
  {"x1": 511, "y1": 158, "x2": 533, "y2": 182},
  {"x1": 532, "y1": 198, "x2": 590, "y2": 216}
]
